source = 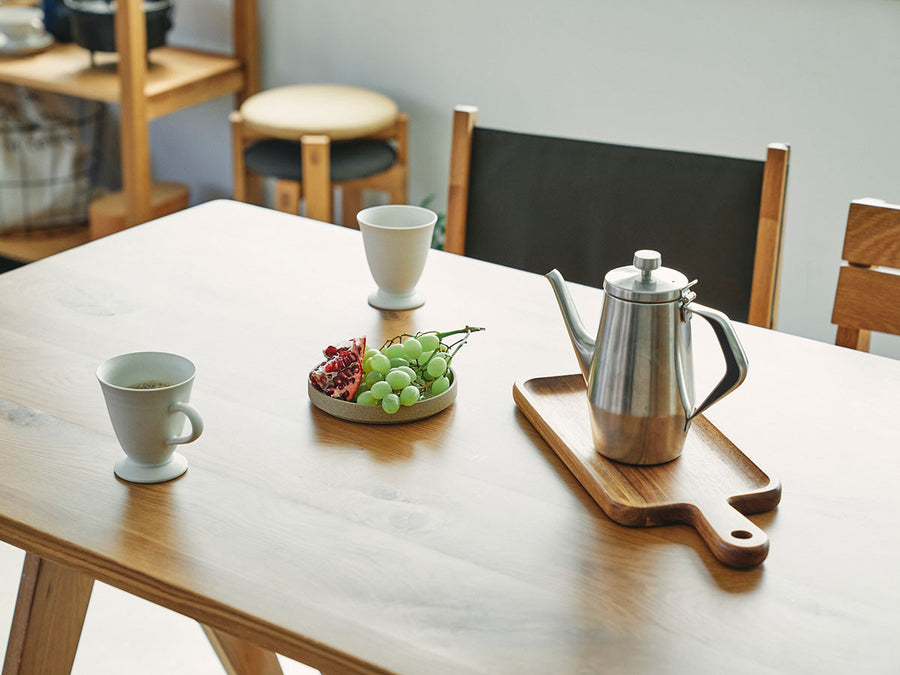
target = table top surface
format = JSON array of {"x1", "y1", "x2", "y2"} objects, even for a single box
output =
[{"x1": 0, "y1": 200, "x2": 898, "y2": 674}]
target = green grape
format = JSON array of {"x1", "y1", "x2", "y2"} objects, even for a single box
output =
[
  {"x1": 356, "y1": 391, "x2": 378, "y2": 406},
  {"x1": 364, "y1": 348, "x2": 378, "y2": 360},
  {"x1": 398, "y1": 366, "x2": 417, "y2": 380},
  {"x1": 390, "y1": 357, "x2": 410, "y2": 369},
  {"x1": 402, "y1": 337, "x2": 423, "y2": 360},
  {"x1": 356, "y1": 383, "x2": 369, "y2": 395},
  {"x1": 362, "y1": 357, "x2": 374, "y2": 374},
  {"x1": 417, "y1": 350, "x2": 434, "y2": 364},
  {"x1": 370, "y1": 353, "x2": 391, "y2": 375},
  {"x1": 365, "y1": 370, "x2": 384, "y2": 386},
  {"x1": 426, "y1": 355, "x2": 447, "y2": 378},
  {"x1": 381, "y1": 393, "x2": 401, "y2": 414},
  {"x1": 385, "y1": 369, "x2": 411, "y2": 390},
  {"x1": 399, "y1": 385, "x2": 420, "y2": 406},
  {"x1": 370, "y1": 381, "x2": 392, "y2": 400},
  {"x1": 418, "y1": 333, "x2": 440, "y2": 352},
  {"x1": 431, "y1": 375, "x2": 450, "y2": 396},
  {"x1": 384, "y1": 343, "x2": 407, "y2": 359}
]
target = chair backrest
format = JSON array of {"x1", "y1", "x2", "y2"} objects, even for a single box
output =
[
  {"x1": 831, "y1": 198, "x2": 900, "y2": 351},
  {"x1": 445, "y1": 105, "x2": 789, "y2": 328}
]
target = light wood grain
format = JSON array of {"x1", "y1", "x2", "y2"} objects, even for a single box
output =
[
  {"x1": 832, "y1": 265, "x2": 900, "y2": 338},
  {"x1": 444, "y1": 105, "x2": 477, "y2": 255},
  {"x1": 232, "y1": 0, "x2": 260, "y2": 106},
  {"x1": 232, "y1": 109, "x2": 409, "y2": 227},
  {"x1": 0, "y1": 225, "x2": 90, "y2": 263},
  {"x1": 842, "y1": 199, "x2": 900, "y2": 267},
  {"x1": 832, "y1": 199, "x2": 900, "y2": 350},
  {"x1": 88, "y1": 182, "x2": 190, "y2": 240},
  {"x1": 0, "y1": 45, "x2": 243, "y2": 112},
  {"x1": 300, "y1": 135, "x2": 331, "y2": 222},
  {"x1": 201, "y1": 625, "x2": 283, "y2": 675},
  {"x1": 0, "y1": 201, "x2": 898, "y2": 673},
  {"x1": 2, "y1": 554, "x2": 93, "y2": 675},
  {"x1": 747, "y1": 143, "x2": 790, "y2": 329},
  {"x1": 0, "y1": 0, "x2": 256, "y2": 251}
]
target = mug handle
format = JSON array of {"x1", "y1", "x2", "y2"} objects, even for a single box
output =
[{"x1": 167, "y1": 402, "x2": 204, "y2": 445}]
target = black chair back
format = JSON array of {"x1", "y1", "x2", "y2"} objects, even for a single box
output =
[{"x1": 464, "y1": 127, "x2": 766, "y2": 322}]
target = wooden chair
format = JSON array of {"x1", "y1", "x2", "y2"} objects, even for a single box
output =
[
  {"x1": 446, "y1": 105, "x2": 790, "y2": 328},
  {"x1": 231, "y1": 84, "x2": 408, "y2": 228},
  {"x1": 831, "y1": 198, "x2": 900, "y2": 351}
]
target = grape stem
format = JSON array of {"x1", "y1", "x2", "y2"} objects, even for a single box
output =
[
  {"x1": 436, "y1": 326, "x2": 485, "y2": 339},
  {"x1": 436, "y1": 326, "x2": 485, "y2": 360},
  {"x1": 381, "y1": 325, "x2": 485, "y2": 350}
]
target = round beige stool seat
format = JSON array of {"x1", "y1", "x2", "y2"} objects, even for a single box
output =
[{"x1": 239, "y1": 84, "x2": 399, "y2": 140}]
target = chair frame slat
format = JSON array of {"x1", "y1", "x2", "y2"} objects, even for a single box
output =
[
  {"x1": 445, "y1": 105, "x2": 478, "y2": 255},
  {"x1": 445, "y1": 106, "x2": 788, "y2": 329},
  {"x1": 747, "y1": 143, "x2": 790, "y2": 329},
  {"x1": 842, "y1": 199, "x2": 900, "y2": 268},
  {"x1": 831, "y1": 264, "x2": 900, "y2": 339},
  {"x1": 832, "y1": 199, "x2": 900, "y2": 351}
]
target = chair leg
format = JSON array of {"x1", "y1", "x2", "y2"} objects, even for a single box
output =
[
  {"x1": 274, "y1": 180, "x2": 302, "y2": 214},
  {"x1": 301, "y1": 135, "x2": 332, "y2": 223},
  {"x1": 201, "y1": 625, "x2": 284, "y2": 675},
  {"x1": 230, "y1": 111, "x2": 259, "y2": 205},
  {"x1": 3, "y1": 553, "x2": 94, "y2": 675},
  {"x1": 835, "y1": 326, "x2": 871, "y2": 351},
  {"x1": 342, "y1": 187, "x2": 363, "y2": 229}
]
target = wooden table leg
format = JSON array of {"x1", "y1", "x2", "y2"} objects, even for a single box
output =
[
  {"x1": 201, "y1": 625, "x2": 284, "y2": 675},
  {"x1": 3, "y1": 553, "x2": 93, "y2": 675}
]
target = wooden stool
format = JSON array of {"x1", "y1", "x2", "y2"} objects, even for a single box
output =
[{"x1": 231, "y1": 84, "x2": 408, "y2": 228}]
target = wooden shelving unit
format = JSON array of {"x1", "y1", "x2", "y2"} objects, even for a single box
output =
[{"x1": 0, "y1": 0, "x2": 258, "y2": 263}]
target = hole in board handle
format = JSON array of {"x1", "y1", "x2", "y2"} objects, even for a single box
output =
[{"x1": 731, "y1": 530, "x2": 753, "y2": 540}]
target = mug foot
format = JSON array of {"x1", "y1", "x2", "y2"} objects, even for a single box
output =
[
  {"x1": 368, "y1": 289, "x2": 424, "y2": 311},
  {"x1": 114, "y1": 452, "x2": 188, "y2": 484}
]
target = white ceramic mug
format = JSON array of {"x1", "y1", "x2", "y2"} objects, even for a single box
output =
[
  {"x1": 97, "y1": 352, "x2": 203, "y2": 484},
  {"x1": 358, "y1": 204, "x2": 437, "y2": 310}
]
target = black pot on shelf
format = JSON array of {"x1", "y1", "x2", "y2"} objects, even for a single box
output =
[
  {"x1": 63, "y1": 0, "x2": 174, "y2": 62},
  {"x1": 41, "y1": 0, "x2": 73, "y2": 43}
]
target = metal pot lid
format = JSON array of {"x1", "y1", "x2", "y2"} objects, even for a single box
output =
[
  {"x1": 63, "y1": 0, "x2": 173, "y2": 13},
  {"x1": 603, "y1": 250, "x2": 690, "y2": 303}
]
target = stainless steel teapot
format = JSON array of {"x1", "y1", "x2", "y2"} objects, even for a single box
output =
[{"x1": 546, "y1": 250, "x2": 748, "y2": 465}]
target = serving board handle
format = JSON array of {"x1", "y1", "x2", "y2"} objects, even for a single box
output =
[{"x1": 691, "y1": 499, "x2": 770, "y2": 568}]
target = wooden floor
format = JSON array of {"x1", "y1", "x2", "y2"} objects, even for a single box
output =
[{"x1": 0, "y1": 542, "x2": 318, "y2": 674}]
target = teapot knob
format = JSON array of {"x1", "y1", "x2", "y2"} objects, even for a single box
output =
[{"x1": 633, "y1": 249, "x2": 661, "y2": 283}]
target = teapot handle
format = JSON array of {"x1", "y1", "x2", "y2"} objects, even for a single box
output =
[{"x1": 687, "y1": 303, "x2": 749, "y2": 422}]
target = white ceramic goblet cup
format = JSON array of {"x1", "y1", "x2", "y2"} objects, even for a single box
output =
[
  {"x1": 97, "y1": 352, "x2": 203, "y2": 484},
  {"x1": 357, "y1": 205, "x2": 437, "y2": 310}
]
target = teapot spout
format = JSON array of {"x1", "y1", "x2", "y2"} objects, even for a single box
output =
[{"x1": 545, "y1": 269, "x2": 596, "y2": 384}]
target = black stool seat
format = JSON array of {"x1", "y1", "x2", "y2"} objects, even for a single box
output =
[{"x1": 244, "y1": 138, "x2": 397, "y2": 183}]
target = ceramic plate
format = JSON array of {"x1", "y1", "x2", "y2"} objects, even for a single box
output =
[
  {"x1": 308, "y1": 370, "x2": 457, "y2": 424},
  {"x1": 0, "y1": 31, "x2": 54, "y2": 57}
]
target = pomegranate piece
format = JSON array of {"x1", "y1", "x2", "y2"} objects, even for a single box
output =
[{"x1": 309, "y1": 336, "x2": 366, "y2": 401}]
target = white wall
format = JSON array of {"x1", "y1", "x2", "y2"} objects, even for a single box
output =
[{"x1": 154, "y1": 0, "x2": 900, "y2": 357}]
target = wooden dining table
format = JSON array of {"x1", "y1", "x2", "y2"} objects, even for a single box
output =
[{"x1": 0, "y1": 200, "x2": 898, "y2": 674}]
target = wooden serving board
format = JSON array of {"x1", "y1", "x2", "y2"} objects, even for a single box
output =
[{"x1": 513, "y1": 374, "x2": 781, "y2": 568}]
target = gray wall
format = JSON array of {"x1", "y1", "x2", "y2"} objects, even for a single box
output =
[{"x1": 154, "y1": 0, "x2": 900, "y2": 357}]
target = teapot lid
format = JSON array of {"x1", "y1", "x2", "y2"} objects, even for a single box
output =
[{"x1": 603, "y1": 250, "x2": 689, "y2": 302}]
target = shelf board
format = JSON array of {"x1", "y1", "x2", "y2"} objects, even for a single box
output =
[
  {"x1": 0, "y1": 224, "x2": 90, "y2": 263},
  {"x1": 0, "y1": 43, "x2": 244, "y2": 119}
]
